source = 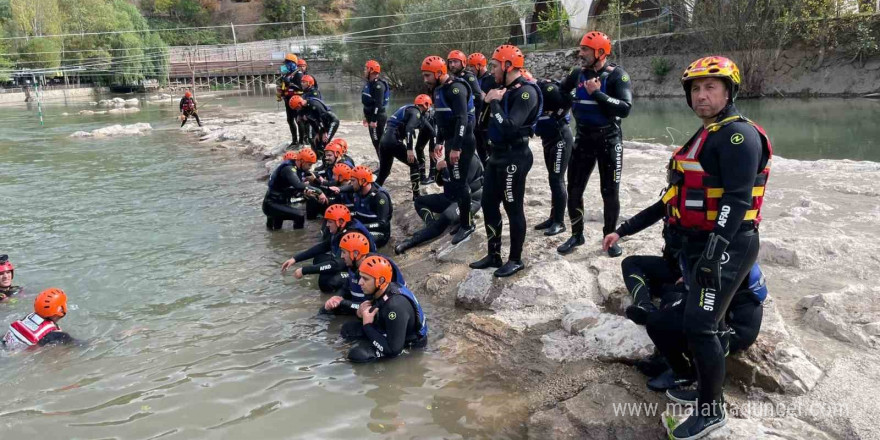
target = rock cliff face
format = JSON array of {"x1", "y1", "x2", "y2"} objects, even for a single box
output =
[{"x1": 187, "y1": 108, "x2": 880, "y2": 440}]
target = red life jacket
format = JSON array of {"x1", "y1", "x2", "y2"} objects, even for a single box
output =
[
  {"x1": 662, "y1": 115, "x2": 772, "y2": 232},
  {"x1": 182, "y1": 99, "x2": 195, "y2": 112},
  {"x1": 2, "y1": 313, "x2": 58, "y2": 349}
]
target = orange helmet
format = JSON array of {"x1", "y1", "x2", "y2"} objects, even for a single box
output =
[
  {"x1": 333, "y1": 163, "x2": 353, "y2": 182},
  {"x1": 339, "y1": 232, "x2": 371, "y2": 262},
  {"x1": 681, "y1": 56, "x2": 741, "y2": 107},
  {"x1": 288, "y1": 95, "x2": 307, "y2": 110},
  {"x1": 521, "y1": 69, "x2": 535, "y2": 81},
  {"x1": 283, "y1": 151, "x2": 298, "y2": 161},
  {"x1": 297, "y1": 148, "x2": 317, "y2": 164},
  {"x1": 492, "y1": 44, "x2": 525, "y2": 72},
  {"x1": 297, "y1": 58, "x2": 307, "y2": 68},
  {"x1": 421, "y1": 56, "x2": 447, "y2": 78},
  {"x1": 359, "y1": 255, "x2": 393, "y2": 291},
  {"x1": 580, "y1": 31, "x2": 612, "y2": 60},
  {"x1": 365, "y1": 60, "x2": 381, "y2": 74},
  {"x1": 329, "y1": 138, "x2": 349, "y2": 155},
  {"x1": 447, "y1": 50, "x2": 467, "y2": 64},
  {"x1": 35, "y1": 288, "x2": 67, "y2": 319},
  {"x1": 468, "y1": 53, "x2": 487, "y2": 69},
  {"x1": 414, "y1": 94, "x2": 432, "y2": 108},
  {"x1": 351, "y1": 165, "x2": 375, "y2": 186},
  {"x1": 184, "y1": 91, "x2": 192, "y2": 98},
  {"x1": 324, "y1": 204, "x2": 351, "y2": 227},
  {"x1": 302, "y1": 75, "x2": 315, "y2": 89},
  {"x1": 324, "y1": 142, "x2": 344, "y2": 158},
  {"x1": 285, "y1": 53, "x2": 298, "y2": 63}
]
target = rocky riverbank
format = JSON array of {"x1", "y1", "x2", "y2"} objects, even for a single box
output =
[{"x1": 184, "y1": 108, "x2": 880, "y2": 440}]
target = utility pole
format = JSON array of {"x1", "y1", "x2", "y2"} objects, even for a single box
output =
[
  {"x1": 232, "y1": 23, "x2": 242, "y2": 90},
  {"x1": 301, "y1": 6, "x2": 307, "y2": 40}
]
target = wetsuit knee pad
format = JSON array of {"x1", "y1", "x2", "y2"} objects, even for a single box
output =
[{"x1": 348, "y1": 343, "x2": 379, "y2": 363}]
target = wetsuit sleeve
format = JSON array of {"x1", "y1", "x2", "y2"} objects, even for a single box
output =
[
  {"x1": 709, "y1": 123, "x2": 763, "y2": 245},
  {"x1": 323, "y1": 110, "x2": 340, "y2": 139},
  {"x1": 364, "y1": 192, "x2": 392, "y2": 239},
  {"x1": 560, "y1": 67, "x2": 580, "y2": 94},
  {"x1": 593, "y1": 67, "x2": 632, "y2": 119},
  {"x1": 281, "y1": 166, "x2": 308, "y2": 192},
  {"x1": 403, "y1": 108, "x2": 422, "y2": 151},
  {"x1": 290, "y1": 71, "x2": 303, "y2": 93},
  {"x1": 292, "y1": 237, "x2": 332, "y2": 262},
  {"x1": 370, "y1": 82, "x2": 385, "y2": 117},
  {"x1": 445, "y1": 84, "x2": 469, "y2": 151},
  {"x1": 301, "y1": 256, "x2": 346, "y2": 275},
  {"x1": 615, "y1": 200, "x2": 665, "y2": 237},
  {"x1": 363, "y1": 298, "x2": 413, "y2": 357},
  {"x1": 38, "y1": 331, "x2": 74, "y2": 346},
  {"x1": 488, "y1": 84, "x2": 539, "y2": 140},
  {"x1": 466, "y1": 74, "x2": 484, "y2": 104}
]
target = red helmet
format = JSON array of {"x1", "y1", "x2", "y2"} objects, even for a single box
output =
[
  {"x1": 339, "y1": 232, "x2": 371, "y2": 262},
  {"x1": 184, "y1": 91, "x2": 192, "y2": 98},
  {"x1": 351, "y1": 165, "x2": 375, "y2": 186},
  {"x1": 365, "y1": 60, "x2": 381, "y2": 74},
  {"x1": 35, "y1": 288, "x2": 67, "y2": 319},
  {"x1": 414, "y1": 94, "x2": 432, "y2": 108},
  {"x1": 297, "y1": 58, "x2": 307, "y2": 68},
  {"x1": 0, "y1": 256, "x2": 13, "y2": 279},
  {"x1": 492, "y1": 44, "x2": 525, "y2": 72},
  {"x1": 447, "y1": 50, "x2": 467, "y2": 64},
  {"x1": 302, "y1": 75, "x2": 315, "y2": 89},
  {"x1": 329, "y1": 138, "x2": 349, "y2": 155},
  {"x1": 333, "y1": 163, "x2": 353, "y2": 182},
  {"x1": 324, "y1": 204, "x2": 351, "y2": 228},
  {"x1": 359, "y1": 255, "x2": 393, "y2": 291},
  {"x1": 580, "y1": 31, "x2": 612, "y2": 60},
  {"x1": 288, "y1": 95, "x2": 306, "y2": 110},
  {"x1": 468, "y1": 53, "x2": 487, "y2": 69},
  {"x1": 283, "y1": 151, "x2": 298, "y2": 161},
  {"x1": 297, "y1": 148, "x2": 317, "y2": 164},
  {"x1": 421, "y1": 56, "x2": 447, "y2": 79}
]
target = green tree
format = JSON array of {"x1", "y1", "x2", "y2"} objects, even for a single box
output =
[{"x1": 257, "y1": 0, "x2": 332, "y2": 40}]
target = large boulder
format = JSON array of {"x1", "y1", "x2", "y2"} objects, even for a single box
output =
[
  {"x1": 796, "y1": 286, "x2": 880, "y2": 347},
  {"x1": 542, "y1": 303, "x2": 654, "y2": 363}
]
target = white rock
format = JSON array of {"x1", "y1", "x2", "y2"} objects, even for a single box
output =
[
  {"x1": 543, "y1": 303, "x2": 654, "y2": 363},
  {"x1": 124, "y1": 98, "x2": 140, "y2": 107},
  {"x1": 78, "y1": 110, "x2": 94, "y2": 116},
  {"x1": 70, "y1": 123, "x2": 153, "y2": 138}
]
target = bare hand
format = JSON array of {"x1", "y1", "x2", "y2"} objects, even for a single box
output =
[
  {"x1": 362, "y1": 306, "x2": 378, "y2": 325},
  {"x1": 318, "y1": 194, "x2": 328, "y2": 205},
  {"x1": 407, "y1": 150, "x2": 416, "y2": 164},
  {"x1": 602, "y1": 232, "x2": 620, "y2": 251},
  {"x1": 449, "y1": 149, "x2": 461, "y2": 165},
  {"x1": 357, "y1": 301, "x2": 371, "y2": 318},
  {"x1": 436, "y1": 159, "x2": 447, "y2": 170},
  {"x1": 433, "y1": 144, "x2": 444, "y2": 159},
  {"x1": 294, "y1": 268, "x2": 304, "y2": 279},
  {"x1": 369, "y1": 122, "x2": 377, "y2": 128},
  {"x1": 281, "y1": 258, "x2": 296, "y2": 273},
  {"x1": 328, "y1": 186, "x2": 340, "y2": 194},
  {"x1": 362, "y1": 119, "x2": 368, "y2": 127},
  {"x1": 322, "y1": 133, "x2": 329, "y2": 142},
  {"x1": 585, "y1": 77, "x2": 601, "y2": 95},
  {"x1": 324, "y1": 296, "x2": 343, "y2": 310},
  {"x1": 485, "y1": 88, "x2": 505, "y2": 103}
]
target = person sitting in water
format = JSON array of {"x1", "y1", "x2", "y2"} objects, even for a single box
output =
[
  {"x1": 331, "y1": 166, "x2": 393, "y2": 248},
  {"x1": 179, "y1": 91, "x2": 201, "y2": 127},
  {"x1": 342, "y1": 255, "x2": 427, "y2": 363},
  {"x1": 262, "y1": 150, "x2": 321, "y2": 230},
  {"x1": 0, "y1": 254, "x2": 21, "y2": 300},
  {"x1": 321, "y1": 232, "x2": 406, "y2": 315},
  {"x1": 281, "y1": 204, "x2": 376, "y2": 293},
  {"x1": 3, "y1": 288, "x2": 76, "y2": 349}
]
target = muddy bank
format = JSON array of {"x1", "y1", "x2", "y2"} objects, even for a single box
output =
[{"x1": 185, "y1": 108, "x2": 880, "y2": 440}]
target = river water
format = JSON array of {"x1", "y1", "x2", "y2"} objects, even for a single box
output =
[{"x1": 1, "y1": 91, "x2": 877, "y2": 439}]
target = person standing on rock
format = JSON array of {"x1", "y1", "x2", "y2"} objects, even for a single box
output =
[
  {"x1": 468, "y1": 52, "x2": 496, "y2": 164},
  {"x1": 421, "y1": 55, "x2": 477, "y2": 246},
  {"x1": 558, "y1": 31, "x2": 632, "y2": 257},
  {"x1": 276, "y1": 54, "x2": 304, "y2": 147},
  {"x1": 178, "y1": 91, "x2": 201, "y2": 127},
  {"x1": 376, "y1": 94, "x2": 434, "y2": 200},
  {"x1": 288, "y1": 95, "x2": 339, "y2": 158},
  {"x1": 362, "y1": 60, "x2": 391, "y2": 156},
  {"x1": 469, "y1": 44, "x2": 541, "y2": 278},
  {"x1": 448, "y1": 50, "x2": 485, "y2": 136},
  {"x1": 532, "y1": 78, "x2": 573, "y2": 237},
  {"x1": 639, "y1": 56, "x2": 771, "y2": 440}
]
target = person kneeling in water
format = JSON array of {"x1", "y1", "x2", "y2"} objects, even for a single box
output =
[
  {"x1": 323, "y1": 233, "x2": 407, "y2": 315},
  {"x1": 343, "y1": 255, "x2": 427, "y2": 363},
  {"x1": 3, "y1": 288, "x2": 77, "y2": 349},
  {"x1": 0, "y1": 254, "x2": 22, "y2": 300}
]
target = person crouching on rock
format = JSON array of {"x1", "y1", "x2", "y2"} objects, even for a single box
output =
[
  {"x1": 0, "y1": 254, "x2": 22, "y2": 300},
  {"x1": 179, "y1": 91, "x2": 201, "y2": 127},
  {"x1": 342, "y1": 255, "x2": 427, "y2": 363},
  {"x1": 281, "y1": 204, "x2": 377, "y2": 293},
  {"x1": 288, "y1": 95, "x2": 339, "y2": 158},
  {"x1": 3, "y1": 288, "x2": 77, "y2": 349}
]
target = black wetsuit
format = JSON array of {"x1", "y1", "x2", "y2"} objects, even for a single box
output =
[
  {"x1": 339, "y1": 184, "x2": 393, "y2": 248},
  {"x1": 293, "y1": 219, "x2": 376, "y2": 293},
  {"x1": 535, "y1": 79, "x2": 573, "y2": 226},
  {"x1": 560, "y1": 63, "x2": 632, "y2": 237},
  {"x1": 474, "y1": 70, "x2": 497, "y2": 163},
  {"x1": 0, "y1": 286, "x2": 21, "y2": 301},
  {"x1": 405, "y1": 155, "x2": 483, "y2": 250},
  {"x1": 263, "y1": 160, "x2": 316, "y2": 230},
  {"x1": 482, "y1": 75, "x2": 541, "y2": 262},
  {"x1": 415, "y1": 108, "x2": 437, "y2": 179},
  {"x1": 179, "y1": 97, "x2": 201, "y2": 127},
  {"x1": 343, "y1": 282, "x2": 427, "y2": 363},
  {"x1": 363, "y1": 77, "x2": 389, "y2": 155},
  {"x1": 300, "y1": 98, "x2": 339, "y2": 156},
  {"x1": 433, "y1": 76, "x2": 476, "y2": 231},
  {"x1": 377, "y1": 105, "x2": 426, "y2": 198},
  {"x1": 279, "y1": 69, "x2": 304, "y2": 144},
  {"x1": 299, "y1": 85, "x2": 322, "y2": 143},
  {"x1": 673, "y1": 106, "x2": 769, "y2": 415},
  {"x1": 455, "y1": 69, "x2": 485, "y2": 127}
]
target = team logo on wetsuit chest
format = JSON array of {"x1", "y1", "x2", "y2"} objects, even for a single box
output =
[
  {"x1": 730, "y1": 133, "x2": 744, "y2": 145},
  {"x1": 388, "y1": 311, "x2": 397, "y2": 320}
]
